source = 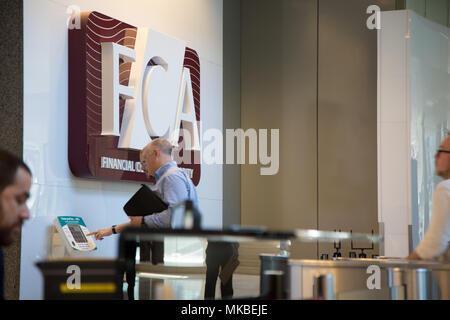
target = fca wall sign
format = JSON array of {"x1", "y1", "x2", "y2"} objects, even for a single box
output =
[{"x1": 69, "y1": 11, "x2": 201, "y2": 185}]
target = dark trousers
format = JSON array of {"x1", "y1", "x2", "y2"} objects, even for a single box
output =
[
  {"x1": 140, "y1": 241, "x2": 164, "y2": 264},
  {"x1": 204, "y1": 242, "x2": 237, "y2": 299},
  {"x1": 125, "y1": 241, "x2": 164, "y2": 300}
]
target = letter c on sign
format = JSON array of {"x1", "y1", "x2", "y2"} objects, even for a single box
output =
[{"x1": 142, "y1": 58, "x2": 171, "y2": 137}]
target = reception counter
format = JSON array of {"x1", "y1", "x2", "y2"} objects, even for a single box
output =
[{"x1": 36, "y1": 227, "x2": 450, "y2": 300}]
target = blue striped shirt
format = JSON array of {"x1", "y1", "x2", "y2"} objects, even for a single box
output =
[{"x1": 143, "y1": 161, "x2": 198, "y2": 228}]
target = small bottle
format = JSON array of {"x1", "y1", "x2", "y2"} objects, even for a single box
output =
[{"x1": 183, "y1": 201, "x2": 194, "y2": 229}]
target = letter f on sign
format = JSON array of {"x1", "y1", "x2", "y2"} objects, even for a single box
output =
[{"x1": 101, "y1": 42, "x2": 136, "y2": 136}]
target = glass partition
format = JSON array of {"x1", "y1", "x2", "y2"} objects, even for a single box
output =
[
  {"x1": 409, "y1": 13, "x2": 450, "y2": 248},
  {"x1": 118, "y1": 227, "x2": 381, "y2": 300}
]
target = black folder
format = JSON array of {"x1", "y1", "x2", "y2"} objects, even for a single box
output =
[{"x1": 123, "y1": 184, "x2": 168, "y2": 216}]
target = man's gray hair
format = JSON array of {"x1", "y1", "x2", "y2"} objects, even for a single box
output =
[{"x1": 150, "y1": 138, "x2": 174, "y2": 156}]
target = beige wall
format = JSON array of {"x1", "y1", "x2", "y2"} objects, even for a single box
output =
[
  {"x1": 316, "y1": 0, "x2": 394, "y2": 258},
  {"x1": 223, "y1": 0, "x2": 241, "y2": 227},
  {"x1": 240, "y1": 0, "x2": 319, "y2": 259},
  {"x1": 240, "y1": 0, "x2": 395, "y2": 259}
]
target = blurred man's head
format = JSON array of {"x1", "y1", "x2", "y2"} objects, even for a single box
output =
[
  {"x1": 140, "y1": 138, "x2": 174, "y2": 178},
  {"x1": 435, "y1": 134, "x2": 450, "y2": 179},
  {"x1": 0, "y1": 150, "x2": 32, "y2": 246}
]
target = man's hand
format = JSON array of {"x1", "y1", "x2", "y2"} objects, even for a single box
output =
[
  {"x1": 129, "y1": 216, "x2": 143, "y2": 226},
  {"x1": 87, "y1": 227, "x2": 113, "y2": 240},
  {"x1": 406, "y1": 251, "x2": 422, "y2": 260},
  {"x1": 87, "y1": 218, "x2": 142, "y2": 241}
]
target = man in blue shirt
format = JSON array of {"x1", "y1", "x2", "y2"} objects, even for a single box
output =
[
  {"x1": 141, "y1": 140, "x2": 199, "y2": 229},
  {"x1": 0, "y1": 149, "x2": 32, "y2": 300},
  {"x1": 89, "y1": 138, "x2": 200, "y2": 299},
  {"x1": 89, "y1": 138, "x2": 198, "y2": 238}
]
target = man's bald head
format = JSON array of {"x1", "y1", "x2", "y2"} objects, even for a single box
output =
[
  {"x1": 140, "y1": 138, "x2": 174, "y2": 177},
  {"x1": 442, "y1": 134, "x2": 450, "y2": 149},
  {"x1": 147, "y1": 138, "x2": 173, "y2": 156},
  {"x1": 435, "y1": 134, "x2": 450, "y2": 179}
]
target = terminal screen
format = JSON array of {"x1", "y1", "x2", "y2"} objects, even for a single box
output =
[{"x1": 68, "y1": 224, "x2": 88, "y2": 243}]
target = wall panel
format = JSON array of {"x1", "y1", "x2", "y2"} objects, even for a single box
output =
[
  {"x1": 241, "y1": 0, "x2": 318, "y2": 259},
  {"x1": 317, "y1": 0, "x2": 395, "y2": 258},
  {"x1": 405, "y1": 0, "x2": 450, "y2": 27},
  {"x1": 406, "y1": 0, "x2": 426, "y2": 16},
  {"x1": 22, "y1": 0, "x2": 224, "y2": 299},
  {"x1": 223, "y1": 0, "x2": 241, "y2": 227},
  {"x1": 425, "y1": 0, "x2": 448, "y2": 26},
  {"x1": 0, "y1": 0, "x2": 23, "y2": 301},
  {"x1": 240, "y1": 0, "x2": 395, "y2": 259}
]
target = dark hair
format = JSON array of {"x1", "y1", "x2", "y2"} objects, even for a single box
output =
[{"x1": 0, "y1": 149, "x2": 32, "y2": 193}]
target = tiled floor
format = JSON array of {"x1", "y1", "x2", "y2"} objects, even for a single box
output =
[{"x1": 125, "y1": 273, "x2": 260, "y2": 300}]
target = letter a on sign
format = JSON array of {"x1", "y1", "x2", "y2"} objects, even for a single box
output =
[{"x1": 171, "y1": 67, "x2": 200, "y2": 150}]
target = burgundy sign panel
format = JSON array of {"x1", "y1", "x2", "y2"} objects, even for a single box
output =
[{"x1": 68, "y1": 11, "x2": 201, "y2": 185}]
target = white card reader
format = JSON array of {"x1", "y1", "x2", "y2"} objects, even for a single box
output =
[{"x1": 54, "y1": 216, "x2": 97, "y2": 255}]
